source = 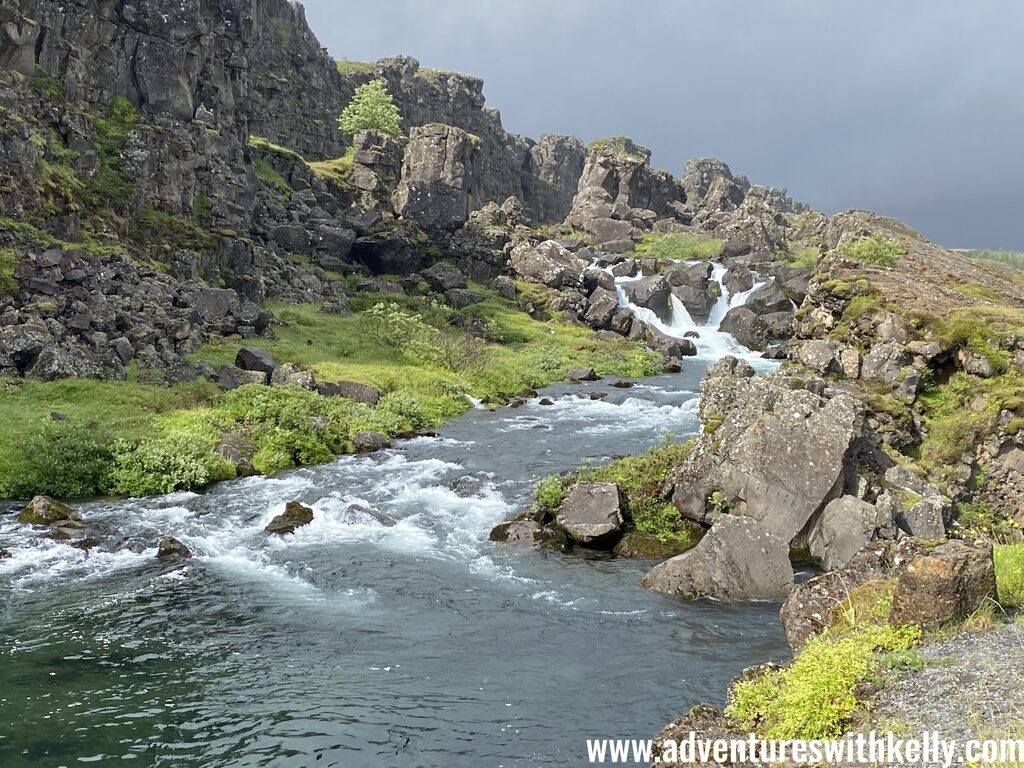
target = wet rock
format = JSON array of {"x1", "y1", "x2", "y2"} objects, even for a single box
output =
[
  {"x1": 641, "y1": 515, "x2": 793, "y2": 601},
  {"x1": 645, "y1": 326, "x2": 697, "y2": 358},
  {"x1": 554, "y1": 482, "x2": 626, "y2": 548},
  {"x1": 156, "y1": 537, "x2": 193, "y2": 564},
  {"x1": 611, "y1": 380, "x2": 634, "y2": 389},
  {"x1": 538, "y1": 397, "x2": 556, "y2": 406},
  {"x1": 18, "y1": 496, "x2": 79, "y2": 526},
  {"x1": 0, "y1": 548, "x2": 11, "y2": 560},
  {"x1": 345, "y1": 503, "x2": 397, "y2": 527},
  {"x1": 613, "y1": 531, "x2": 695, "y2": 559},
  {"x1": 489, "y1": 518, "x2": 569, "y2": 550},
  {"x1": 317, "y1": 381, "x2": 381, "y2": 405},
  {"x1": 566, "y1": 368, "x2": 599, "y2": 382},
  {"x1": 353, "y1": 431, "x2": 391, "y2": 453},
  {"x1": 889, "y1": 540, "x2": 996, "y2": 630},
  {"x1": 622, "y1": 276, "x2": 671, "y2": 323},
  {"x1": 265, "y1": 501, "x2": 315, "y2": 535}
]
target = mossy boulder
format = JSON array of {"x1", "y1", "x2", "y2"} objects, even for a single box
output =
[{"x1": 18, "y1": 495, "x2": 79, "y2": 526}]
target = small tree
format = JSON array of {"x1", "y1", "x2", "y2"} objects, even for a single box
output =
[{"x1": 339, "y1": 79, "x2": 402, "y2": 136}]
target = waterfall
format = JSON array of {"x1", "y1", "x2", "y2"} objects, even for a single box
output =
[{"x1": 610, "y1": 261, "x2": 770, "y2": 363}]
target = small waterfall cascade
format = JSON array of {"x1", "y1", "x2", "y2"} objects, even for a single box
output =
[{"x1": 610, "y1": 261, "x2": 770, "y2": 362}]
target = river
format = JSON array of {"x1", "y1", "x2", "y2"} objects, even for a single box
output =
[{"x1": 0, "y1": 268, "x2": 791, "y2": 767}]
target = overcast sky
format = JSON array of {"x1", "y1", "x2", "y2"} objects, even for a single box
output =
[{"x1": 303, "y1": 1, "x2": 1022, "y2": 249}]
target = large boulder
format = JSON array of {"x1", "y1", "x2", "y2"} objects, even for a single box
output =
[
  {"x1": 235, "y1": 347, "x2": 276, "y2": 381},
  {"x1": 622, "y1": 276, "x2": 671, "y2": 323},
  {"x1": 156, "y1": 537, "x2": 193, "y2": 564},
  {"x1": 18, "y1": 496, "x2": 79, "y2": 526},
  {"x1": 640, "y1": 515, "x2": 793, "y2": 600},
  {"x1": 645, "y1": 326, "x2": 697, "y2": 358},
  {"x1": 508, "y1": 240, "x2": 587, "y2": 289},
  {"x1": 807, "y1": 496, "x2": 881, "y2": 571},
  {"x1": 671, "y1": 357, "x2": 865, "y2": 542},
  {"x1": 744, "y1": 280, "x2": 793, "y2": 316},
  {"x1": 583, "y1": 287, "x2": 619, "y2": 329},
  {"x1": 889, "y1": 540, "x2": 997, "y2": 630},
  {"x1": 265, "y1": 501, "x2": 315, "y2": 535},
  {"x1": 392, "y1": 123, "x2": 484, "y2": 231},
  {"x1": 718, "y1": 307, "x2": 793, "y2": 351},
  {"x1": 489, "y1": 518, "x2": 568, "y2": 550},
  {"x1": 554, "y1": 482, "x2": 626, "y2": 548}
]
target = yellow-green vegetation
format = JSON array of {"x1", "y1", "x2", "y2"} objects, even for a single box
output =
[
  {"x1": 727, "y1": 623, "x2": 921, "y2": 739},
  {"x1": 0, "y1": 378, "x2": 220, "y2": 498},
  {"x1": 128, "y1": 206, "x2": 215, "y2": 252},
  {"x1": 933, "y1": 306, "x2": 1024, "y2": 374},
  {"x1": 339, "y1": 79, "x2": 402, "y2": 137},
  {"x1": 917, "y1": 370, "x2": 1024, "y2": 469},
  {"x1": 995, "y1": 543, "x2": 1024, "y2": 608},
  {"x1": 89, "y1": 95, "x2": 138, "y2": 207},
  {"x1": 840, "y1": 234, "x2": 903, "y2": 267},
  {"x1": 307, "y1": 147, "x2": 357, "y2": 185},
  {"x1": 0, "y1": 247, "x2": 17, "y2": 295},
  {"x1": 588, "y1": 136, "x2": 639, "y2": 154},
  {"x1": 0, "y1": 289, "x2": 663, "y2": 499},
  {"x1": 532, "y1": 440, "x2": 699, "y2": 548},
  {"x1": 336, "y1": 59, "x2": 375, "y2": 75},
  {"x1": 634, "y1": 232, "x2": 723, "y2": 262}
]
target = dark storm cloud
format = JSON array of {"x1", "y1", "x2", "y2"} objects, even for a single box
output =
[{"x1": 302, "y1": 0, "x2": 1023, "y2": 249}]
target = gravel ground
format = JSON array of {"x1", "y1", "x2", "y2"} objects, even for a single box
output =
[{"x1": 870, "y1": 622, "x2": 1024, "y2": 741}]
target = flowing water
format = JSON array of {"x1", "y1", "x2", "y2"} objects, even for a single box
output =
[{"x1": 0, "y1": 268, "x2": 789, "y2": 768}]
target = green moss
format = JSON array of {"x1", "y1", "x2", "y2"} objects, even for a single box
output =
[
  {"x1": 934, "y1": 306, "x2": 1024, "y2": 374},
  {"x1": 634, "y1": 232, "x2": 723, "y2": 262},
  {"x1": 726, "y1": 624, "x2": 921, "y2": 740},
  {"x1": 128, "y1": 206, "x2": 216, "y2": 251},
  {"x1": 588, "y1": 136, "x2": 641, "y2": 155},
  {"x1": 307, "y1": 146, "x2": 357, "y2": 185},
  {"x1": 0, "y1": 247, "x2": 18, "y2": 296},
  {"x1": 918, "y1": 371, "x2": 1023, "y2": 469},
  {"x1": 89, "y1": 96, "x2": 138, "y2": 206},
  {"x1": 839, "y1": 235, "x2": 903, "y2": 267},
  {"x1": 253, "y1": 157, "x2": 292, "y2": 196},
  {"x1": 995, "y1": 543, "x2": 1024, "y2": 607},
  {"x1": 248, "y1": 135, "x2": 304, "y2": 162}
]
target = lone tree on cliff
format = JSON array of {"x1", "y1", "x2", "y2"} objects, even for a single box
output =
[{"x1": 339, "y1": 79, "x2": 402, "y2": 136}]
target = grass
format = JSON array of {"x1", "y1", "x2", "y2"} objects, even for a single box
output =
[
  {"x1": 336, "y1": 59, "x2": 375, "y2": 75},
  {"x1": 0, "y1": 288, "x2": 664, "y2": 500},
  {"x1": 840, "y1": 234, "x2": 903, "y2": 267},
  {"x1": 634, "y1": 232, "x2": 723, "y2": 262},
  {"x1": 0, "y1": 247, "x2": 17, "y2": 295},
  {"x1": 970, "y1": 249, "x2": 1024, "y2": 271},
  {"x1": 995, "y1": 543, "x2": 1024, "y2": 608},
  {"x1": 780, "y1": 245, "x2": 820, "y2": 269},
  {"x1": 531, "y1": 440, "x2": 699, "y2": 550}
]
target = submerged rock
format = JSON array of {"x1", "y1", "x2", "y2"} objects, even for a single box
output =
[
  {"x1": 489, "y1": 518, "x2": 569, "y2": 550},
  {"x1": 265, "y1": 501, "x2": 315, "y2": 535},
  {"x1": 156, "y1": 537, "x2": 193, "y2": 564},
  {"x1": 18, "y1": 496, "x2": 79, "y2": 527}
]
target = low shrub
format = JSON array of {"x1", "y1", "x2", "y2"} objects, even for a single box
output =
[
  {"x1": 726, "y1": 624, "x2": 921, "y2": 739},
  {"x1": 3, "y1": 421, "x2": 113, "y2": 499},
  {"x1": 109, "y1": 432, "x2": 235, "y2": 497},
  {"x1": 840, "y1": 235, "x2": 903, "y2": 267}
]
